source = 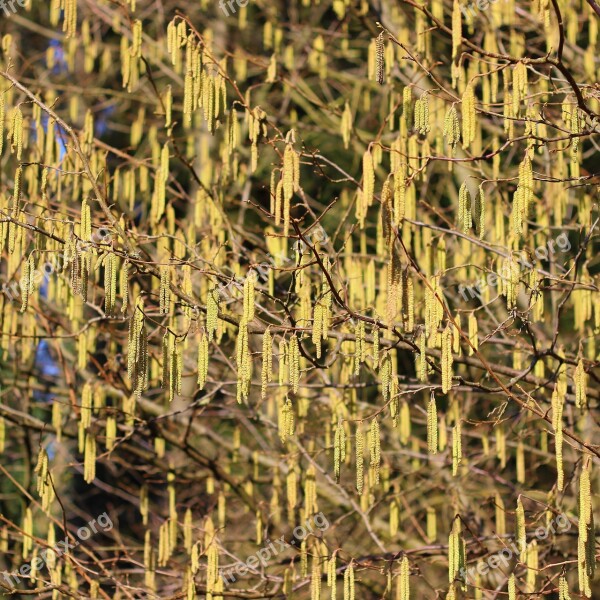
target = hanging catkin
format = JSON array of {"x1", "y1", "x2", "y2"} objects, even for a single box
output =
[
  {"x1": 206, "y1": 287, "x2": 219, "y2": 341},
  {"x1": 398, "y1": 555, "x2": 410, "y2": 599},
  {"x1": 452, "y1": 421, "x2": 462, "y2": 476},
  {"x1": 197, "y1": 332, "x2": 209, "y2": 390},
  {"x1": 355, "y1": 422, "x2": 364, "y2": 494},
  {"x1": 375, "y1": 32, "x2": 385, "y2": 85},
  {"x1": 443, "y1": 105, "x2": 460, "y2": 154},
  {"x1": 578, "y1": 460, "x2": 593, "y2": 597},
  {"x1": 261, "y1": 327, "x2": 273, "y2": 398},
  {"x1": 461, "y1": 83, "x2": 476, "y2": 148},
  {"x1": 516, "y1": 496, "x2": 526, "y2": 560},
  {"x1": 574, "y1": 359, "x2": 587, "y2": 409},
  {"x1": 457, "y1": 182, "x2": 472, "y2": 232},
  {"x1": 427, "y1": 395, "x2": 438, "y2": 454},
  {"x1": 451, "y1": 0, "x2": 462, "y2": 61},
  {"x1": 344, "y1": 562, "x2": 354, "y2": 600},
  {"x1": 441, "y1": 325, "x2": 453, "y2": 394},
  {"x1": 334, "y1": 420, "x2": 346, "y2": 481},
  {"x1": 369, "y1": 418, "x2": 381, "y2": 484}
]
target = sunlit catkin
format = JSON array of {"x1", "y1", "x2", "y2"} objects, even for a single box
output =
[
  {"x1": 369, "y1": 418, "x2": 381, "y2": 484},
  {"x1": 441, "y1": 325, "x2": 453, "y2": 394},
  {"x1": 461, "y1": 83, "x2": 476, "y2": 148},
  {"x1": 574, "y1": 359, "x2": 587, "y2": 409},
  {"x1": 578, "y1": 460, "x2": 593, "y2": 597},
  {"x1": 457, "y1": 182, "x2": 472, "y2": 233},
  {"x1": 355, "y1": 422, "x2": 364, "y2": 494},
  {"x1": 427, "y1": 396, "x2": 438, "y2": 454},
  {"x1": 334, "y1": 420, "x2": 346, "y2": 481},
  {"x1": 261, "y1": 327, "x2": 273, "y2": 398},
  {"x1": 197, "y1": 332, "x2": 209, "y2": 390},
  {"x1": 344, "y1": 562, "x2": 354, "y2": 600},
  {"x1": 516, "y1": 496, "x2": 526, "y2": 560}
]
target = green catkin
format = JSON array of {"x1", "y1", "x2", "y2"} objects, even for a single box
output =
[{"x1": 427, "y1": 395, "x2": 438, "y2": 454}]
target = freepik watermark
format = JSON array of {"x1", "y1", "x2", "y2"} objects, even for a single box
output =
[
  {"x1": 0, "y1": 0, "x2": 27, "y2": 17},
  {"x1": 458, "y1": 232, "x2": 571, "y2": 302},
  {"x1": 218, "y1": 0, "x2": 249, "y2": 17},
  {"x1": 459, "y1": 512, "x2": 571, "y2": 583},
  {"x1": 220, "y1": 512, "x2": 330, "y2": 586},
  {"x1": 460, "y1": 0, "x2": 507, "y2": 19},
  {"x1": 0, "y1": 227, "x2": 111, "y2": 304},
  {"x1": 1, "y1": 512, "x2": 113, "y2": 587}
]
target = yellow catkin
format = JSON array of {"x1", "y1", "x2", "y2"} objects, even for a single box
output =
[
  {"x1": 508, "y1": 573, "x2": 516, "y2": 600},
  {"x1": 362, "y1": 149, "x2": 375, "y2": 210},
  {"x1": 197, "y1": 333, "x2": 209, "y2": 390},
  {"x1": 369, "y1": 417, "x2": 381, "y2": 484},
  {"x1": 451, "y1": 0, "x2": 462, "y2": 61},
  {"x1": 84, "y1": 433, "x2": 96, "y2": 483},
  {"x1": 159, "y1": 265, "x2": 170, "y2": 315},
  {"x1": 355, "y1": 423, "x2": 364, "y2": 494},
  {"x1": 516, "y1": 496, "x2": 526, "y2": 560},
  {"x1": 574, "y1": 359, "x2": 587, "y2": 409},
  {"x1": 261, "y1": 327, "x2": 273, "y2": 398},
  {"x1": 427, "y1": 395, "x2": 438, "y2": 454},
  {"x1": 398, "y1": 555, "x2": 410, "y2": 599},
  {"x1": 457, "y1": 182, "x2": 472, "y2": 232},
  {"x1": 0, "y1": 93, "x2": 4, "y2": 156},
  {"x1": 441, "y1": 325, "x2": 453, "y2": 394},
  {"x1": 452, "y1": 421, "x2": 462, "y2": 476},
  {"x1": 443, "y1": 105, "x2": 460, "y2": 154},
  {"x1": 206, "y1": 287, "x2": 219, "y2": 341},
  {"x1": 344, "y1": 562, "x2": 354, "y2": 600},
  {"x1": 334, "y1": 420, "x2": 346, "y2": 481},
  {"x1": 461, "y1": 83, "x2": 476, "y2": 148},
  {"x1": 243, "y1": 272, "x2": 256, "y2": 322},
  {"x1": 578, "y1": 460, "x2": 593, "y2": 597},
  {"x1": 341, "y1": 102, "x2": 352, "y2": 149}
]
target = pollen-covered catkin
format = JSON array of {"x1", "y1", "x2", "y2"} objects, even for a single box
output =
[
  {"x1": 355, "y1": 422, "x2": 364, "y2": 494},
  {"x1": 197, "y1": 333, "x2": 209, "y2": 390},
  {"x1": 261, "y1": 327, "x2": 273, "y2": 398},
  {"x1": 458, "y1": 182, "x2": 472, "y2": 232},
  {"x1": 427, "y1": 396, "x2": 438, "y2": 454},
  {"x1": 375, "y1": 32, "x2": 385, "y2": 85},
  {"x1": 441, "y1": 325, "x2": 453, "y2": 393}
]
